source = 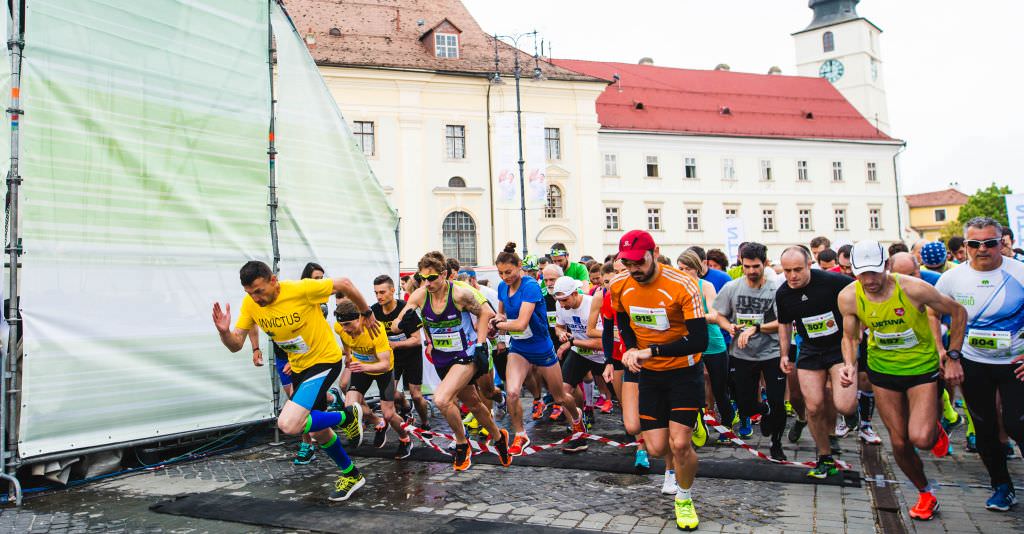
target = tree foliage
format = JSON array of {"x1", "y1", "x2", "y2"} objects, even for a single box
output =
[
  {"x1": 938, "y1": 220, "x2": 963, "y2": 242},
  {"x1": 957, "y1": 183, "x2": 1012, "y2": 227}
]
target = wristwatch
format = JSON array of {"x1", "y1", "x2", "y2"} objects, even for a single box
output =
[
  {"x1": 945, "y1": 349, "x2": 962, "y2": 361},
  {"x1": 360, "y1": 309, "x2": 373, "y2": 318},
  {"x1": 754, "y1": 324, "x2": 762, "y2": 334}
]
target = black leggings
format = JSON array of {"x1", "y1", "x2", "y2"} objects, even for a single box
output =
[
  {"x1": 704, "y1": 351, "x2": 734, "y2": 425},
  {"x1": 961, "y1": 358, "x2": 1024, "y2": 490},
  {"x1": 732, "y1": 357, "x2": 787, "y2": 439}
]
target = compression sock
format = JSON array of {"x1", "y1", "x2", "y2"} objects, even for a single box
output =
[
  {"x1": 320, "y1": 433, "x2": 359, "y2": 476},
  {"x1": 858, "y1": 391, "x2": 875, "y2": 424},
  {"x1": 941, "y1": 390, "x2": 958, "y2": 423},
  {"x1": 304, "y1": 410, "x2": 344, "y2": 433},
  {"x1": 582, "y1": 381, "x2": 595, "y2": 408}
]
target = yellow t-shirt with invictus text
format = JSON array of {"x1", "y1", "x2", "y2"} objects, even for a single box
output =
[
  {"x1": 235, "y1": 278, "x2": 341, "y2": 374},
  {"x1": 333, "y1": 323, "x2": 393, "y2": 376}
]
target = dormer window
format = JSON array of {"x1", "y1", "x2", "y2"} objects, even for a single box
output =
[{"x1": 435, "y1": 33, "x2": 459, "y2": 58}]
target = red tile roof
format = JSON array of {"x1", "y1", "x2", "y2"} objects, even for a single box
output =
[
  {"x1": 551, "y1": 59, "x2": 896, "y2": 141},
  {"x1": 281, "y1": 0, "x2": 602, "y2": 83},
  {"x1": 905, "y1": 188, "x2": 969, "y2": 208}
]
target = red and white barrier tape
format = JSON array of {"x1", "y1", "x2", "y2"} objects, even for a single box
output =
[{"x1": 702, "y1": 414, "x2": 852, "y2": 470}]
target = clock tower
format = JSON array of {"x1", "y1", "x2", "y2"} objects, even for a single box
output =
[{"x1": 793, "y1": 0, "x2": 890, "y2": 134}]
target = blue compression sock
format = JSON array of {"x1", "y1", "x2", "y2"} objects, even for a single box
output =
[
  {"x1": 320, "y1": 433, "x2": 358, "y2": 475},
  {"x1": 304, "y1": 410, "x2": 343, "y2": 433}
]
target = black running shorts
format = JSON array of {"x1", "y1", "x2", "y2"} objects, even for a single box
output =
[
  {"x1": 348, "y1": 370, "x2": 398, "y2": 402},
  {"x1": 638, "y1": 362, "x2": 705, "y2": 431}
]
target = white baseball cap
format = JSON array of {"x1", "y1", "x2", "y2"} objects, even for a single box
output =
[
  {"x1": 851, "y1": 240, "x2": 889, "y2": 275},
  {"x1": 552, "y1": 276, "x2": 582, "y2": 300}
]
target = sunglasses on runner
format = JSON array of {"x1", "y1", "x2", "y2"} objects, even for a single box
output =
[
  {"x1": 414, "y1": 273, "x2": 441, "y2": 282},
  {"x1": 965, "y1": 238, "x2": 1000, "y2": 249}
]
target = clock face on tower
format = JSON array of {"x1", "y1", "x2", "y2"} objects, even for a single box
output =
[{"x1": 819, "y1": 59, "x2": 844, "y2": 83}]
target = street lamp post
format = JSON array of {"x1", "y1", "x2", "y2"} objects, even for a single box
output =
[{"x1": 492, "y1": 31, "x2": 542, "y2": 256}]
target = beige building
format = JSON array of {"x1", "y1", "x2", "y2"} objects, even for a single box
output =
[
  {"x1": 906, "y1": 188, "x2": 969, "y2": 241},
  {"x1": 284, "y1": 0, "x2": 606, "y2": 270}
]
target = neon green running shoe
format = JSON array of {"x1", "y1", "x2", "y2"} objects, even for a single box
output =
[
  {"x1": 691, "y1": 410, "x2": 707, "y2": 448},
  {"x1": 329, "y1": 473, "x2": 365, "y2": 501},
  {"x1": 807, "y1": 457, "x2": 839, "y2": 479},
  {"x1": 674, "y1": 498, "x2": 699, "y2": 531}
]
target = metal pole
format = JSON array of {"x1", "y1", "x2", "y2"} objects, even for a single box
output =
[
  {"x1": 266, "y1": 1, "x2": 282, "y2": 444},
  {"x1": 2, "y1": 0, "x2": 24, "y2": 506},
  {"x1": 513, "y1": 51, "x2": 527, "y2": 255},
  {"x1": 892, "y1": 142, "x2": 907, "y2": 242}
]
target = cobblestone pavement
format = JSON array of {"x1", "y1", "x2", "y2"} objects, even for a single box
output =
[{"x1": 0, "y1": 398, "x2": 1021, "y2": 533}]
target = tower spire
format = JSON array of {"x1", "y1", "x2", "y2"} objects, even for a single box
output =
[{"x1": 802, "y1": 0, "x2": 860, "y2": 32}]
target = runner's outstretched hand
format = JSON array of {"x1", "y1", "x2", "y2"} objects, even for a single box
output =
[{"x1": 212, "y1": 302, "x2": 231, "y2": 333}]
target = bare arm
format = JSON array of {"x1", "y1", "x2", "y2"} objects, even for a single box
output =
[
  {"x1": 778, "y1": 321, "x2": 792, "y2": 366},
  {"x1": 498, "y1": 301, "x2": 535, "y2": 332},
  {"x1": 359, "y1": 350, "x2": 394, "y2": 375},
  {"x1": 901, "y1": 275, "x2": 967, "y2": 353},
  {"x1": 702, "y1": 283, "x2": 720, "y2": 324},
  {"x1": 390, "y1": 328, "x2": 422, "y2": 349},
  {"x1": 837, "y1": 286, "x2": 862, "y2": 369},
  {"x1": 390, "y1": 287, "x2": 426, "y2": 333},
  {"x1": 454, "y1": 286, "x2": 494, "y2": 346},
  {"x1": 212, "y1": 302, "x2": 249, "y2": 353},
  {"x1": 333, "y1": 277, "x2": 379, "y2": 335},
  {"x1": 586, "y1": 288, "x2": 605, "y2": 339}
]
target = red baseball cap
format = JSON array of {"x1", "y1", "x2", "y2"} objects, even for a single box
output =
[{"x1": 618, "y1": 230, "x2": 656, "y2": 262}]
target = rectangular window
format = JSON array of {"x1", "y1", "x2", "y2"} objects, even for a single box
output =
[
  {"x1": 869, "y1": 207, "x2": 881, "y2": 230},
  {"x1": 934, "y1": 208, "x2": 947, "y2": 222},
  {"x1": 684, "y1": 157, "x2": 697, "y2": 179},
  {"x1": 647, "y1": 207, "x2": 662, "y2": 231},
  {"x1": 799, "y1": 208, "x2": 812, "y2": 231},
  {"x1": 445, "y1": 125, "x2": 465, "y2": 159},
  {"x1": 605, "y1": 207, "x2": 620, "y2": 230},
  {"x1": 866, "y1": 161, "x2": 877, "y2": 182},
  {"x1": 545, "y1": 128, "x2": 561, "y2": 160},
  {"x1": 686, "y1": 208, "x2": 701, "y2": 231},
  {"x1": 760, "y1": 160, "x2": 773, "y2": 181},
  {"x1": 645, "y1": 155, "x2": 659, "y2": 178},
  {"x1": 603, "y1": 154, "x2": 618, "y2": 176},
  {"x1": 797, "y1": 160, "x2": 809, "y2": 181},
  {"x1": 434, "y1": 33, "x2": 459, "y2": 58},
  {"x1": 353, "y1": 121, "x2": 375, "y2": 156},
  {"x1": 834, "y1": 208, "x2": 847, "y2": 230},
  {"x1": 722, "y1": 158, "x2": 735, "y2": 180},
  {"x1": 762, "y1": 209, "x2": 776, "y2": 232},
  {"x1": 832, "y1": 161, "x2": 843, "y2": 182},
  {"x1": 724, "y1": 207, "x2": 738, "y2": 218}
]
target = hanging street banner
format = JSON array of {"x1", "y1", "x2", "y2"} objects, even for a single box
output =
[
  {"x1": 493, "y1": 112, "x2": 546, "y2": 210},
  {"x1": 1006, "y1": 194, "x2": 1024, "y2": 249},
  {"x1": 724, "y1": 217, "x2": 745, "y2": 262}
]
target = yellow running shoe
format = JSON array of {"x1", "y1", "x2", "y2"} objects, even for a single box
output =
[
  {"x1": 674, "y1": 498, "x2": 699, "y2": 531},
  {"x1": 691, "y1": 409, "x2": 707, "y2": 448},
  {"x1": 463, "y1": 412, "x2": 479, "y2": 430}
]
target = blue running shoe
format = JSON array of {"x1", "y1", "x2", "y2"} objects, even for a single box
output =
[
  {"x1": 634, "y1": 449, "x2": 650, "y2": 471},
  {"x1": 738, "y1": 418, "x2": 754, "y2": 439},
  {"x1": 986, "y1": 484, "x2": 1018, "y2": 512}
]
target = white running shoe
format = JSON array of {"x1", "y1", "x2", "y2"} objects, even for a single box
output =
[
  {"x1": 661, "y1": 470, "x2": 678, "y2": 495},
  {"x1": 835, "y1": 416, "x2": 850, "y2": 438},
  {"x1": 859, "y1": 425, "x2": 882, "y2": 444}
]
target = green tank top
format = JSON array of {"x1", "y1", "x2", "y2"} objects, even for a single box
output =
[
  {"x1": 699, "y1": 279, "x2": 727, "y2": 355},
  {"x1": 855, "y1": 274, "x2": 938, "y2": 376}
]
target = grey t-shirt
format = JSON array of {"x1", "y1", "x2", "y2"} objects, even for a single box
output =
[{"x1": 713, "y1": 277, "x2": 780, "y2": 361}]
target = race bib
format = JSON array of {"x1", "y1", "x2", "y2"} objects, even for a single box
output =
[
  {"x1": 352, "y1": 352, "x2": 375, "y2": 363},
  {"x1": 547, "y1": 312, "x2": 557, "y2": 327},
  {"x1": 387, "y1": 332, "x2": 408, "y2": 343},
  {"x1": 966, "y1": 329, "x2": 1012, "y2": 354},
  {"x1": 276, "y1": 335, "x2": 310, "y2": 354},
  {"x1": 874, "y1": 329, "x2": 919, "y2": 350},
  {"x1": 577, "y1": 347, "x2": 595, "y2": 356},
  {"x1": 431, "y1": 332, "x2": 464, "y2": 352},
  {"x1": 802, "y1": 311, "x2": 839, "y2": 339},
  {"x1": 736, "y1": 313, "x2": 764, "y2": 327},
  {"x1": 629, "y1": 306, "x2": 669, "y2": 331},
  {"x1": 509, "y1": 324, "x2": 534, "y2": 340},
  {"x1": 498, "y1": 334, "x2": 511, "y2": 345}
]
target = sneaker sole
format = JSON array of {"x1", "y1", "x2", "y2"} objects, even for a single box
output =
[
  {"x1": 328, "y1": 476, "x2": 366, "y2": 502},
  {"x1": 676, "y1": 523, "x2": 699, "y2": 531},
  {"x1": 395, "y1": 444, "x2": 414, "y2": 460},
  {"x1": 909, "y1": 502, "x2": 939, "y2": 521},
  {"x1": 293, "y1": 457, "x2": 314, "y2": 465}
]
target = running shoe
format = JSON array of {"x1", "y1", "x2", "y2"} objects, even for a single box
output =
[
  {"x1": 494, "y1": 391, "x2": 507, "y2": 415},
  {"x1": 966, "y1": 432, "x2": 977, "y2": 452},
  {"x1": 373, "y1": 421, "x2": 388, "y2": 448},
  {"x1": 478, "y1": 426, "x2": 490, "y2": 439},
  {"x1": 731, "y1": 409, "x2": 740, "y2": 427},
  {"x1": 634, "y1": 449, "x2": 650, "y2": 471},
  {"x1": 859, "y1": 424, "x2": 882, "y2": 444},
  {"x1": 785, "y1": 401, "x2": 794, "y2": 417},
  {"x1": 463, "y1": 412, "x2": 479, "y2": 430},
  {"x1": 338, "y1": 404, "x2": 365, "y2": 448},
  {"x1": 985, "y1": 483, "x2": 1018, "y2": 512},
  {"x1": 788, "y1": 419, "x2": 806, "y2": 444},
  {"x1": 691, "y1": 410, "x2": 708, "y2": 448},
  {"x1": 770, "y1": 441, "x2": 787, "y2": 461},
  {"x1": 327, "y1": 387, "x2": 345, "y2": 412},
  {"x1": 509, "y1": 432, "x2": 531, "y2": 456},
  {"x1": 661, "y1": 470, "x2": 678, "y2": 495},
  {"x1": 716, "y1": 432, "x2": 732, "y2": 444},
  {"x1": 931, "y1": 422, "x2": 949, "y2": 458},
  {"x1": 398, "y1": 402, "x2": 413, "y2": 424},
  {"x1": 674, "y1": 498, "x2": 699, "y2": 531},
  {"x1": 453, "y1": 443, "x2": 472, "y2": 471},
  {"x1": 954, "y1": 398, "x2": 965, "y2": 408},
  {"x1": 570, "y1": 408, "x2": 587, "y2": 434},
  {"x1": 549, "y1": 404, "x2": 564, "y2": 421},
  {"x1": 419, "y1": 422, "x2": 433, "y2": 440},
  {"x1": 830, "y1": 435, "x2": 842, "y2": 456},
  {"x1": 750, "y1": 413, "x2": 762, "y2": 425},
  {"x1": 941, "y1": 412, "x2": 963, "y2": 433},
  {"x1": 293, "y1": 442, "x2": 316, "y2": 465},
  {"x1": 394, "y1": 438, "x2": 414, "y2": 460},
  {"x1": 807, "y1": 457, "x2": 839, "y2": 479},
  {"x1": 531, "y1": 400, "x2": 546, "y2": 420},
  {"x1": 597, "y1": 396, "x2": 614, "y2": 414},
  {"x1": 908, "y1": 492, "x2": 939, "y2": 520},
  {"x1": 562, "y1": 437, "x2": 589, "y2": 454},
  {"x1": 494, "y1": 429, "x2": 512, "y2": 467},
  {"x1": 329, "y1": 473, "x2": 366, "y2": 501},
  {"x1": 1005, "y1": 442, "x2": 1017, "y2": 459},
  {"x1": 737, "y1": 418, "x2": 754, "y2": 439},
  {"x1": 759, "y1": 403, "x2": 772, "y2": 437},
  {"x1": 835, "y1": 417, "x2": 850, "y2": 438},
  {"x1": 844, "y1": 412, "x2": 860, "y2": 433},
  {"x1": 582, "y1": 406, "x2": 595, "y2": 430}
]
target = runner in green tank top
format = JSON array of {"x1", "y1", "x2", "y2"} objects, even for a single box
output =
[{"x1": 838, "y1": 241, "x2": 967, "y2": 522}]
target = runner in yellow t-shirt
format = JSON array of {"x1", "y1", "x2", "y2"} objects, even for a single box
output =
[{"x1": 212, "y1": 260, "x2": 378, "y2": 502}]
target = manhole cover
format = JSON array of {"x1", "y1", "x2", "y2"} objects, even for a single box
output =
[{"x1": 595, "y1": 474, "x2": 648, "y2": 487}]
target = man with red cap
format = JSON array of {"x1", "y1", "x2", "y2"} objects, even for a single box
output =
[{"x1": 609, "y1": 230, "x2": 709, "y2": 531}]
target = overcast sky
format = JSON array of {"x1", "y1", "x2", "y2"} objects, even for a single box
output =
[{"x1": 463, "y1": 0, "x2": 1022, "y2": 196}]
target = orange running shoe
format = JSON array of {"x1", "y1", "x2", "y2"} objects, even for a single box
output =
[
  {"x1": 571, "y1": 408, "x2": 587, "y2": 434},
  {"x1": 494, "y1": 429, "x2": 512, "y2": 467},
  {"x1": 549, "y1": 404, "x2": 564, "y2": 421},
  {"x1": 508, "y1": 432, "x2": 531, "y2": 456},
  {"x1": 597, "y1": 397, "x2": 613, "y2": 414},
  {"x1": 453, "y1": 443, "x2": 472, "y2": 471},
  {"x1": 531, "y1": 400, "x2": 546, "y2": 420},
  {"x1": 931, "y1": 422, "x2": 950, "y2": 458},
  {"x1": 909, "y1": 491, "x2": 938, "y2": 520}
]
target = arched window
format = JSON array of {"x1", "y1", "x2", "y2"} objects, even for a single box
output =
[
  {"x1": 823, "y1": 31, "x2": 835, "y2": 52},
  {"x1": 545, "y1": 184, "x2": 563, "y2": 219},
  {"x1": 442, "y1": 211, "x2": 477, "y2": 266},
  {"x1": 447, "y1": 176, "x2": 466, "y2": 188}
]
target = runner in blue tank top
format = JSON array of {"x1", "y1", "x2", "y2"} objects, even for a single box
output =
[{"x1": 493, "y1": 242, "x2": 588, "y2": 456}]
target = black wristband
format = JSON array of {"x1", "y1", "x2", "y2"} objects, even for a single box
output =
[
  {"x1": 361, "y1": 309, "x2": 373, "y2": 318},
  {"x1": 252, "y1": 347, "x2": 261, "y2": 353}
]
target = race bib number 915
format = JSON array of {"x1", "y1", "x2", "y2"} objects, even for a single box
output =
[{"x1": 629, "y1": 306, "x2": 669, "y2": 331}]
